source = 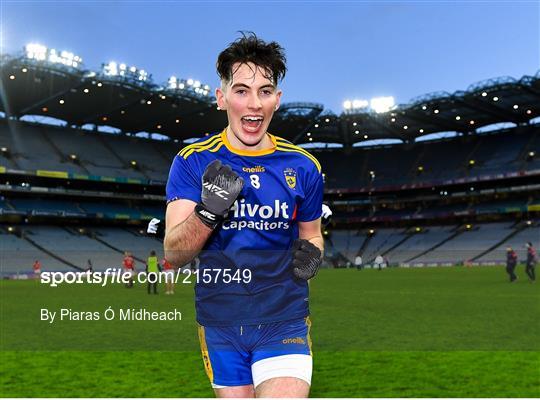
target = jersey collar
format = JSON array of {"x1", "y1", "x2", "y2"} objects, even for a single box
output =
[{"x1": 221, "y1": 128, "x2": 277, "y2": 157}]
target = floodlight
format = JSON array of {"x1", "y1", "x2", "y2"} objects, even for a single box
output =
[
  {"x1": 352, "y1": 99, "x2": 368, "y2": 109},
  {"x1": 370, "y1": 96, "x2": 394, "y2": 113},
  {"x1": 104, "y1": 61, "x2": 118, "y2": 76},
  {"x1": 25, "y1": 43, "x2": 47, "y2": 60},
  {"x1": 168, "y1": 76, "x2": 178, "y2": 89}
]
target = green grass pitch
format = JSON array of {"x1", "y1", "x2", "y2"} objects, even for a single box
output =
[{"x1": 1, "y1": 266, "x2": 539, "y2": 397}]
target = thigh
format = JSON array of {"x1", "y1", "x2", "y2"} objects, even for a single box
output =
[
  {"x1": 255, "y1": 376, "x2": 309, "y2": 398},
  {"x1": 198, "y1": 325, "x2": 254, "y2": 388},
  {"x1": 214, "y1": 384, "x2": 255, "y2": 398}
]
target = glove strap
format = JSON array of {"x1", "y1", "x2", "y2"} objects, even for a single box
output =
[{"x1": 195, "y1": 203, "x2": 223, "y2": 229}]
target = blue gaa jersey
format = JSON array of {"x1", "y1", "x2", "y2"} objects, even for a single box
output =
[{"x1": 166, "y1": 129, "x2": 323, "y2": 327}]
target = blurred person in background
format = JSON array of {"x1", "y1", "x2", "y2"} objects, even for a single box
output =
[{"x1": 506, "y1": 247, "x2": 518, "y2": 282}]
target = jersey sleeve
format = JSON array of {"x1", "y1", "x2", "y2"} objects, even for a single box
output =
[
  {"x1": 297, "y1": 165, "x2": 324, "y2": 222},
  {"x1": 165, "y1": 154, "x2": 201, "y2": 204}
]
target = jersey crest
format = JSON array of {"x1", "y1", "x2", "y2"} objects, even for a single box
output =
[{"x1": 284, "y1": 167, "x2": 297, "y2": 190}]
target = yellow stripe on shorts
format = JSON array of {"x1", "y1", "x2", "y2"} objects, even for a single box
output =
[
  {"x1": 197, "y1": 325, "x2": 214, "y2": 383},
  {"x1": 305, "y1": 316, "x2": 313, "y2": 356}
]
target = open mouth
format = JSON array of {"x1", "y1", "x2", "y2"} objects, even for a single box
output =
[{"x1": 241, "y1": 116, "x2": 264, "y2": 132}]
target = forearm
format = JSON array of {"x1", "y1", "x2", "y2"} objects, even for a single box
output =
[{"x1": 164, "y1": 212, "x2": 213, "y2": 267}]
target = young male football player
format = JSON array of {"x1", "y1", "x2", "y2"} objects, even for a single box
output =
[{"x1": 164, "y1": 33, "x2": 323, "y2": 397}]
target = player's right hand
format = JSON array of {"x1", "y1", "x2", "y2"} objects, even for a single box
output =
[{"x1": 195, "y1": 159, "x2": 244, "y2": 229}]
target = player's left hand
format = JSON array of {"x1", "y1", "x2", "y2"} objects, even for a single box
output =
[
  {"x1": 147, "y1": 218, "x2": 165, "y2": 239},
  {"x1": 291, "y1": 239, "x2": 322, "y2": 280},
  {"x1": 321, "y1": 203, "x2": 332, "y2": 226}
]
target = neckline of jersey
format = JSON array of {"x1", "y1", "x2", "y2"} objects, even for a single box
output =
[{"x1": 221, "y1": 128, "x2": 277, "y2": 157}]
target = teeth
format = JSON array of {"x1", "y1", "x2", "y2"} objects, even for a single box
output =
[{"x1": 243, "y1": 116, "x2": 263, "y2": 121}]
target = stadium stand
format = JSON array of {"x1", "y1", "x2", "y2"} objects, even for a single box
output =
[
  {"x1": 92, "y1": 228, "x2": 163, "y2": 261},
  {"x1": 1, "y1": 120, "x2": 538, "y2": 189},
  {"x1": 409, "y1": 222, "x2": 513, "y2": 264},
  {"x1": 0, "y1": 228, "x2": 66, "y2": 273}
]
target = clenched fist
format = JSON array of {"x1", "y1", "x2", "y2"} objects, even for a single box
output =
[
  {"x1": 195, "y1": 159, "x2": 244, "y2": 229},
  {"x1": 291, "y1": 239, "x2": 322, "y2": 280}
]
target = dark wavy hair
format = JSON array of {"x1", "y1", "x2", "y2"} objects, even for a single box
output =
[{"x1": 216, "y1": 32, "x2": 287, "y2": 86}]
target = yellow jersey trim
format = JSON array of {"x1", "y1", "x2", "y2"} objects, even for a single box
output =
[
  {"x1": 275, "y1": 139, "x2": 322, "y2": 173},
  {"x1": 221, "y1": 128, "x2": 277, "y2": 157},
  {"x1": 182, "y1": 137, "x2": 223, "y2": 159},
  {"x1": 178, "y1": 134, "x2": 221, "y2": 157}
]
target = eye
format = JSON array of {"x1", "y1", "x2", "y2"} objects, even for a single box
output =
[
  {"x1": 236, "y1": 89, "x2": 246, "y2": 95},
  {"x1": 261, "y1": 90, "x2": 273, "y2": 96}
]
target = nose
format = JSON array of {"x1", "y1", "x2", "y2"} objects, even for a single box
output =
[{"x1": 247, "y1": 93, "x2": 262, "y2": 110}]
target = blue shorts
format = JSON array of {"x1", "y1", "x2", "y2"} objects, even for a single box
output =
[{"x1": 197, "y1": 317, "x2": 312, "y2": 387}]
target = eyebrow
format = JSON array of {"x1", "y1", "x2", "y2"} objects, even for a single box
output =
[{"x1": 230, "y1": 83, "x2": 276, "y2": 90}]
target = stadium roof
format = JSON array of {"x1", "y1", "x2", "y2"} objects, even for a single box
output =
[{"x1": 1, "y1": 52, "x2": 539, "y2": 145}]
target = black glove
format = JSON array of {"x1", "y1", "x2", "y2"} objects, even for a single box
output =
[
  {"x1": 195, "y1": 159, "x2": 244, "y2": 229},
  {"x1": 291, "y1": 239, "x2": 322, "y2": 280}
]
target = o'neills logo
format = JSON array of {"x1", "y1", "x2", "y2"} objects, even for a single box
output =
[
  {"x1": 242, "y1": 166, "x2": 266, "y2": 173},
  {"x1": 282, "y1": 337, "x2": 306, "y2": 345}
]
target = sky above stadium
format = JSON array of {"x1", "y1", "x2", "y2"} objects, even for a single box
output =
[{"x1": 1, "y1": 1, "x2": 538, "y2": 113}]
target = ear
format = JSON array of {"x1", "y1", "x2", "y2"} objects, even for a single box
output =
[
  {"x1": 215, "y1": 87, "x2": 227, "y2": 111},
  {"x1": 274, "y1": 89, "x2": 283, "y2": 111}
]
